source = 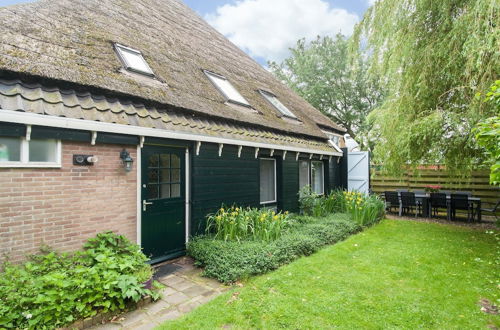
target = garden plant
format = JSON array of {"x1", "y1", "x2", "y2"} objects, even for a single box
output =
[{"x1": 0, "y1": 232, "x2": 160, "y2": 329}]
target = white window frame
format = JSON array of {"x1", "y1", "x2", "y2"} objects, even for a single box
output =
[
  {"x1": 259, "y1": 157, "x2": 277, "y2": 205},
  {"x1": 311, "y1": 160, "x2": 325, "y2": 195},
  {"x1": 114, "y1": 43, "x2": 155, "y2": 77},
  {"x1": 259, "y1": 90, "x2": 297, "y2": 119},
  {"x1": 203, "y1": 70, "x2": 251, "y2": 107},
  {"x1": 0, "y1": 137, "x2": 62, "y2": 168}
]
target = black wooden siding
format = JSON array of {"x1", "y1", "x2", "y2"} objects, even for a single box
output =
[{"x1": 190, "y1": 143, "x2": 260, "y2": 235}]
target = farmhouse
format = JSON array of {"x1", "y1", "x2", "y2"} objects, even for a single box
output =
[{"x1": 0, "y1": 0, "x2": 346, "y2": 263}]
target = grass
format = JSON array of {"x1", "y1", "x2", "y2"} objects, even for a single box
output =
[{"x1": 159, "y1": 220, "x2": 499, "y2": 329}]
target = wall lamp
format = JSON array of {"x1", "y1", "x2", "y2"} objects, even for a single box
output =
[{"x1": 120, "y1": 149, "x2": 134, "y2": 172}]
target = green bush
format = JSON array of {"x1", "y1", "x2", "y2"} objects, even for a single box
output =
[
  {"x1": 0, "y1": 232, "x2": 160, "y2": 329},
  {"x1": 188, "y1": 214, "x2": 360, "y2": 283},
  {"x1": 206, "y1": 205, "x2": 291, "y2": 242}
]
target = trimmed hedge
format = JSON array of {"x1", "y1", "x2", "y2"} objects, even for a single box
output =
[{"x1": 188, "y1": 214, "x2": 361, "y2": 283}]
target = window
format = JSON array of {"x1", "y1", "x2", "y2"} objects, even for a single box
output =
[
  {"x1": 147, "y1": 153, "x2": 181, "y2": 199},
  {"x1": 260, "y1": 158, "x2": 276, "y2": 204},
  {"x1": 259, "y1": 90, "x2": 297, "y2": 119},
  {"x1": 299, "y1": 160, "x2": 310, "y2": 189},
  {"x1": 311, "y1": 161, "x2": 324, "y2": 194},
  {"x1": 299, "y1": 160, "x2": 325, "y2": 194},
  {"x1": 114, "y1": 43, "x2": 154, "y2": 76},
  {"x1": 0, "y1": 137, "x2": 61, "y2": 167},
  {"x1": 204, "y1": 71, "x2": 250, "y2": 107}
]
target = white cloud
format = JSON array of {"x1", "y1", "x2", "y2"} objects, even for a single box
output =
[
  {"x1": 206, "y1": 0, "x2": 359, "y2": 63},
  {"x1": 367, "y1": 0, "x2": 377, "y2": 5}
]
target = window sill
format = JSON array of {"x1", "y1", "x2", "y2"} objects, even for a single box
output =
[
  {"x1": 0, "y1": 163, "x2": 62, "y2": 168},
  {"x1": 260, "y1": 200, "x2": 277, "y2": 205}
]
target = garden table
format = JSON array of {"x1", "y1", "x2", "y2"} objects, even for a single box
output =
[{"x1": 413, "y1": 193, "x2": 481, "y2": 221}]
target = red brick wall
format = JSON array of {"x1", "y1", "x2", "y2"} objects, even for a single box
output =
[{"x1": 0, "y1": 142, "x2": 137, "y2": 263}]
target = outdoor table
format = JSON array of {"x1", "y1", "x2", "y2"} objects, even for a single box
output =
[{"x1": 413, "y1": 193, "x2": 481, "y2": 221}]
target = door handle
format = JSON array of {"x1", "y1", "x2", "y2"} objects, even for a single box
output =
[{"x1": 143, "y1": 200, "x2": 153, "y2": 211}]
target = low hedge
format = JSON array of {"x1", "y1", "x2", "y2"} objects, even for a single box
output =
[
  {"x1": 0, "y1": 232, "x2": 160, "y2": 329},
  {"x1": 188, "y1": 214, "x2": 361, "y2": 283}
]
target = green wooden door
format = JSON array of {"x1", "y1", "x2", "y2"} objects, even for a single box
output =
[{"x1": 141, "y1": 146, "x2": 185, "y2": 263}]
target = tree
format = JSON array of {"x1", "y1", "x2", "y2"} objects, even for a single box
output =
[
  {"x1": 474, "y1": 81, "x2": 500, "y2": 186},
  {"x1": 351, "y1": 0, "x2": 499, "y2": 175},
  {"x1": 268, "y1": 34, "x2": 384, "y2": 144}
]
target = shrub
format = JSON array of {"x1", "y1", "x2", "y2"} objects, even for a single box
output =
[
  {"x1": 206, "y1": 205, "x2": 290, "y2": 242},
  {"x1": 188, "y1": 214, "x2": 360, "y2": 283},
  {"x1": 0, "y1": 232, "x2": 160, "y2": 329}
]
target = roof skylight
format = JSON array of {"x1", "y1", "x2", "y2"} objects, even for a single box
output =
[
  {"x1": 259, "y1": 90, "x2": 297, "y2": 119},
  {"x1": 114, "y1": 43, "x2": 154, "y2": 76},
  {"x1": 204, "y1": 71, "x2": 250, "y2": 107}
]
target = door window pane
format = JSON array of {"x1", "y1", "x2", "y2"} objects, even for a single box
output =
[
  {"x1": 311, "y1": 161, "x2": 324, "y2": 194},
  {"x1": 148, "y1": 169, "x2": 159, "y2": 183},
  {"x1": 171, "y1": 154, "x2": 180, "y2": 168},
  {"x1": 299, "y1": 160, "x2": 309, "y2": 189},
  {"x1": 260, "y1": 159, "x2": 276, "y2": 203},
  {"x1": 0, "y1": 137, "x2": 21, "y2": 161},
  {"x1": 147, "y1": 184, "x2": 158, "y2": 199},
  {"x1": 160, "y1": 154, "x2": 170, "y2": 167},
  {"x1": 160, "y1": 184, "x2": 170, "y2": 198},
  {"x1": 148, "y1": 154, "x2": 159, "y2": 167},
  {"x1": 160, "y1": 169, "x2": 170, "y2": 183},
  {"x1": 171, "y1": 184, "x2": 181, "y2": 197},
  {"x1": 171, "y1": 169, "x2": 180, "y2": 183}
]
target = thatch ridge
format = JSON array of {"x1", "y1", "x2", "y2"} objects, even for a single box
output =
[{"x1": 0, "y1": 0, "x2": 345, "y2": 140}]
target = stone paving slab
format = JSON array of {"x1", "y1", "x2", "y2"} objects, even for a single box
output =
[{"x1": 90, "y1": 257, "x2": 230, "y2": 329}]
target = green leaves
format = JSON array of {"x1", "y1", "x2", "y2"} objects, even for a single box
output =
[
  {"x1": 269, "y1": 34, "x2": 384, "y2": 143},
  {"x1": 351, "y1": 0, "x2": 499, "y2": 174},
  {"x1": 0, "y1": 232, "x2": 159, "y2": 328}
]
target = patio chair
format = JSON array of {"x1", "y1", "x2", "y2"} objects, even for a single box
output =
[
  {"x1": 430, "y1": 193, "x2": 449, "y2": 219},
  {"x1": 450, "y1": 194, "x2": 473, "y2": 222},
  {"x1": 400, "y1": 192, "x2": 421, "y2": 218},
  {"x1": 480, "y1": 199, "x2": 499, "y2": 221},
  {"x1": 384, "y1": 191, "x2": 400, "y2": 214}
]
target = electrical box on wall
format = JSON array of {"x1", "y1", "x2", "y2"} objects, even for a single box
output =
[{"x1": 73, "y1": 154, "x2": 98, "y2": 166}]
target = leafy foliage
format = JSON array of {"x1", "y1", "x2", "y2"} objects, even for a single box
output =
[
  {"x1": 0, "y1": 232, "x2": 159, "y2": 329},
  {"x1": 474, "y1": 81, "x2": 500, "y2": 185},
  {"x1": 189, "y1": 214, "x2": 360, "y2": 283},
  {"x1": 351, "y1": 0, "x2": 499, "y2": 174},
  {"x1": 206, "y1": 206, "x2": 291, "y2": 242},
  {"x1": 299, "y1": 187, "x2": 385, "y2": 226},
  {"x1": 269, "y1": 34, "x2": 384, "y2": 144}
]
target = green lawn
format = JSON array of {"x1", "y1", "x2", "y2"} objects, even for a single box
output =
[{"x1": 160, "y1": 220, "x2": 499, "y2": 329}]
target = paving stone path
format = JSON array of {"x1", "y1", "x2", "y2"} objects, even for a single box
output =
[{"x1": 91, "y1": 257, "x2": 230, "y2": 329}]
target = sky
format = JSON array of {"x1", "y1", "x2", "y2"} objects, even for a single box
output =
[{"x1": 0, "y1": 0, "x2": 373, "y2": 65}]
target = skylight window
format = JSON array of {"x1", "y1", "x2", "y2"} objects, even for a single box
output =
[
  {"x1": 204, "y1": 71, "x2": 250, "y2": 107},
  {"x1": 114, "y1": 43, "x2": 154, "y2": 76},
  {"x1": 259, "y1": 90, "x2": 297, "y2": 119}
]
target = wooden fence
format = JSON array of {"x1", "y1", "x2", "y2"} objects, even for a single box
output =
[{"x1": 370, "y1": 168, "x2": 500, "y2": 206}]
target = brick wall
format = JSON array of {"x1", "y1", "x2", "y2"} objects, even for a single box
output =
[{"x1": 0, "y1": 142, "x2": 137, "y2": 263}]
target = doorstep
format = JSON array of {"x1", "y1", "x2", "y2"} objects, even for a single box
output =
[{"x1": 89, "y1": 257, "x2": 230, "y2": 329}]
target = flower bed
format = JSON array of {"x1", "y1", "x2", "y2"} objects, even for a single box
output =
[
  {"x1": 0, "y1": 232, "x2": 160, "y2": 329},
  {"x1": 188, "y1": 214, "x2": 361, "y2": 283}
]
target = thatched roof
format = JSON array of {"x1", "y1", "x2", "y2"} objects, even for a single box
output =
[{"x1": 0, "y1": 0, "x2": 345, "y2": 140}]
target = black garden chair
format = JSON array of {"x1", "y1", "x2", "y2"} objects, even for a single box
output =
[
  {"x1": 400, "y1": 192, "x2": 421, "y2": 218},
  {"x1": 430, "y1": 193, "x2": 449, "y2": 219},
  {"x1": 450, "y1": 194, "x2": 473, "y2": 222},
  {"x1": 480, "y1": 200, "x2": 500, "y2": 221},
  {"x1": 384, "y1": 191, "x2": 400, "y2": 214}
]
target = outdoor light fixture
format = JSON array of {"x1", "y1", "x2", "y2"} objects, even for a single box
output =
[{"x1": 120, "y1": 149, "x2": 134, "y2": 172}]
